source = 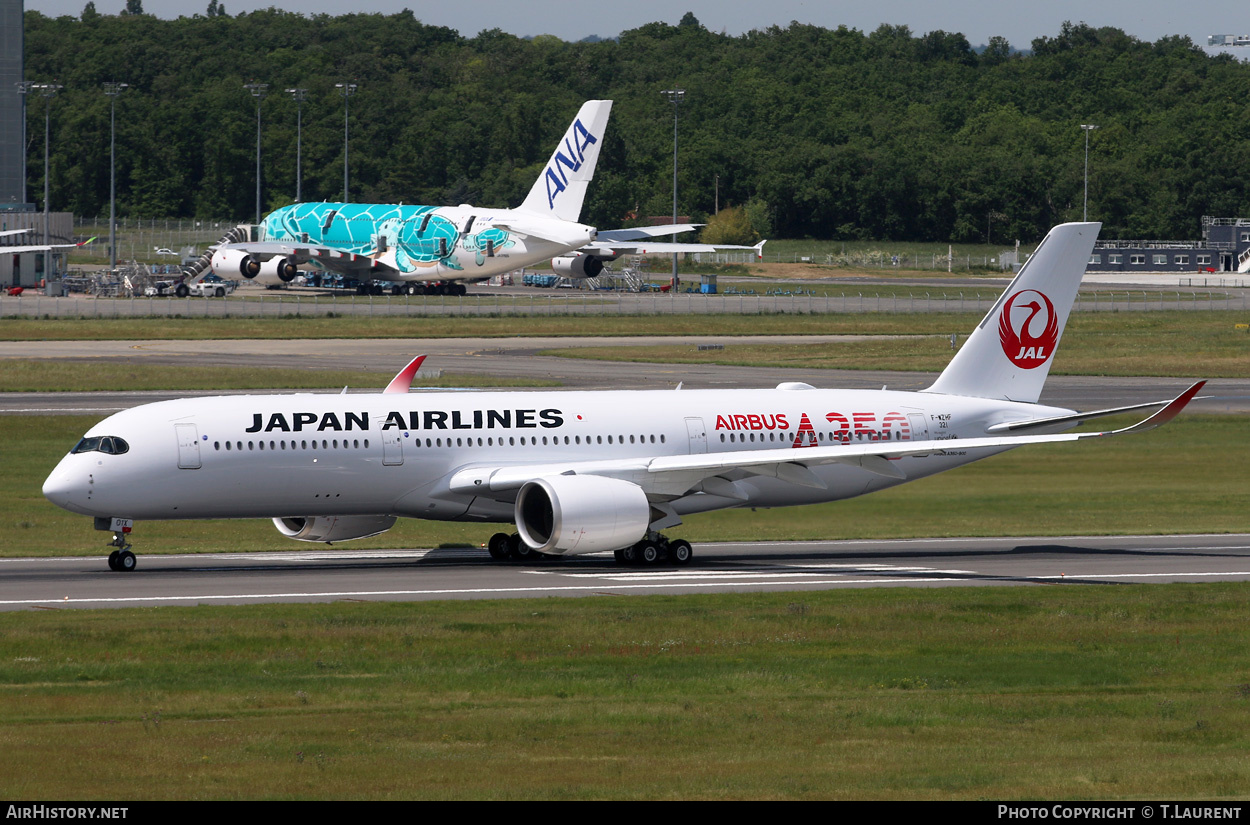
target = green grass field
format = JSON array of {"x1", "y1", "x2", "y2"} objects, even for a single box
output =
[
  {"x1": 0, "y1": 362, "x2": 559, "y2": 393},
  {"x1": 543, "y1": 311, "x2": 1250, "y2": 379},
  {"x1": 2, "y1": 585, "x2": 1248, "y2": 799}
]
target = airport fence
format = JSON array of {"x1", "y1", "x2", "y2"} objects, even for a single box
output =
[{"x1": 0, "y1": 289, "x2": 1245, "y2": 319}]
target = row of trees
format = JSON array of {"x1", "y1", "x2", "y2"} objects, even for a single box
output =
[{"x1": 20, "y1": 9, "x2": 1250, "y2": 242}]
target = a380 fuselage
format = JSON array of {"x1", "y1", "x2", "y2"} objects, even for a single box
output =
[
  {"x1": 260, "y1": 202, "x2": 594, "y2": 283},
  {"x1": 42, "y1": 387, "x2": 1072, "y2": 525}
]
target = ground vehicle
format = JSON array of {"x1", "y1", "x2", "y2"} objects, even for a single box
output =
[
  {"x1": 143, "y1": 281, "x2": 174, "y2": 297},
  {"x1": 188, "y1": 276, "x2": 237, "y2": 297}
]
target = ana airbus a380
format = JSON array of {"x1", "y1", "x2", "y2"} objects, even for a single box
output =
[
  {"x1": 208, "y1": 99, "x2": 762, "y2": 295},
  {"x1": 45, "y1": 221, "x2": 1203, "y2": 572}
]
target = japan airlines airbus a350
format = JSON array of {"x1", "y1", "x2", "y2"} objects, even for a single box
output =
[
  {"x1": 208, "y1": 99, "x2": 762, "y2": 294},
  {"x1": 46, "y1": 221, "x2": 1203, "y2": 571}
]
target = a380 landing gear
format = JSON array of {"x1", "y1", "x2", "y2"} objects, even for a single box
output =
[{"x1": 614, "y1": 534, "x2": 693, "y2": 567}]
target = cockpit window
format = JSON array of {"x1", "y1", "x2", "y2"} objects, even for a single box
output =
[{"x1": 71, "y1": 436, "x2": 129, "y2": 455}]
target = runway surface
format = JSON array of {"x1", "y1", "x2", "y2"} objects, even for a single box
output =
[{"x1": 3, "y1": 534, "x2": 1248, "y2": 612}]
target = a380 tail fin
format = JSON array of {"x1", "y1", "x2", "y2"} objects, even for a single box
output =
[
  {"x1": 518, "y1": 100, "x2": 613, "y2": 223},
  {"x1": 924, "y1": 221, "x2": 1101, "y2": 403}
]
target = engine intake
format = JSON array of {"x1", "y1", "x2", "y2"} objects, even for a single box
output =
[
  {"x1": 273, "y1": 515, "x2": 396, "y2": 543},
  {"x1": 515, "y1": 475, "x2": 650, "y2": 555}
]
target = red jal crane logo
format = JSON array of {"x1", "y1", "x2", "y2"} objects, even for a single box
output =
[{"x1": 998, "y1": 289, "x2": 1058, "y2": 369}]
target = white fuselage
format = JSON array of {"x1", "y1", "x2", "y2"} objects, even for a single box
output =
[{"x1": 43, "y1": 387, "x2": 1072, "y2": 524}]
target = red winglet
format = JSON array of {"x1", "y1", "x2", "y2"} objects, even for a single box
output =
[{"x1": 383, "y1": 355, "x2": 427, "y2": 394}]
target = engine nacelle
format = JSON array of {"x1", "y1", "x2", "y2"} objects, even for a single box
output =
[
  {"x1": 252, "y1": 256, "x2": 300, "y2": 285},
  {"x1": 551, "y1": 254, "x2": 606, "y2": 279},
  {"x1": 272, "y1": 515, "x2": 397, "y2": 543},
  {"x1": 515, "y1": 475, "x2": 650, "y2": 555},
  {"x1": 210, "y1": 248, "x2": 261, "y2": 280}
]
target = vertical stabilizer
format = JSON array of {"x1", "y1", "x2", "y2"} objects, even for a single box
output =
[
  {"x1": 518, "y1": 100, "x2": 612, "y2": 222},
  {"x1": 923, "y1": 222, "x2": 1100, "y2": 403}
]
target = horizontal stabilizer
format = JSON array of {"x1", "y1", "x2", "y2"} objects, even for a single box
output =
[{"x1": 597, "y1": 224, "x2": 702, "y2": 242}]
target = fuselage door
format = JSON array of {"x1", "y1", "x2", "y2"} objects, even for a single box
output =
[
  {"x1": 382, "y1": 430, "x2": 404, "y2": 466},
  {"x1": 685, "y1": 417, "x2": 708, "y2": 454},
  {"x1": 175, "y1": 423, "x2": 202, "y2": 469},
  {"x1": 907, "y1": 413, "x2": 929, "y2": 457}
]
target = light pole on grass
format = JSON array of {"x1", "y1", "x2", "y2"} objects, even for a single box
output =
[
  {"x1": 336, "y1": 82, "x2": 357, "y2": 203},
  {"x1": 244, "y1": 82, "x2": 268, "y2": 225},
  {"x1": 103, "y1": 82, "x2": 128, "y2": 274},
  {"x1": 1080, "y1": 123, "x2": 1098, "y2": 221},
  {"x1": 661, "y1": 87, "x2": 685, "y2": 287},
  {"x1": 285, "y1": 87, "x2": 307, "y2": 203},
  {"x1": 32, "y1": 83, "x2": 62, "y2": 281}
]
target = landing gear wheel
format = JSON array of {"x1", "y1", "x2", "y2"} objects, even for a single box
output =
[
  {"x1": 507, "y1": 532, "x2": 536, "y2": 562},
  {"x1": 640, "y1": 541, "x2": 661, "y2": 564},
  {"x1": 669, "y1": 540, "x2": 693, "y2": 566},
  {"x1": 108, "y1": 550, "x2": 120, "y2": 571},
  {"x1": 620, "y1": 544, "x2": 640, "y2": 566},
  {"x1": 487, "y1": 532, "x2": 511, "y2": 561},
  {"x1": 116, "y1": 550, "x2": 137, "y2": 572}
]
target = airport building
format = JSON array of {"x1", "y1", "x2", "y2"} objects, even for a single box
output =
[
  {"x1": 1, "y1": 0, "x2": 77, "y2": 289},
  {"x1": 0, "y1": 0, "x2": 25, "y2": 210},
  {"x1": 1086, "y1": 216, "x2": 1250, "y2": 274}
]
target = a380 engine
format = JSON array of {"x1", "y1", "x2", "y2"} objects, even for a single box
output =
[
  {"x1": 272, "y1": 515, "x2": 397, "y2": 543},
  {"x1": 514, "y1": 475, "x2": 651, "y2": 555},
  {"x1": 210, "y1": 249, "x2": 299, "y2": 286},
  {"x1": 550, "y1": 253, "x2": 609, "y2": 279}
]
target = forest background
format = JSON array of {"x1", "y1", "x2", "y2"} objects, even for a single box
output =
[{"x1": 21, "y1": 7, "x2": 1250, "y2": 243}]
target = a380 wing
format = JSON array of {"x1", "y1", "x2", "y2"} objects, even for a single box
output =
[{"x1": 215, "y1": 242, "x2": 384, "y2": 275}]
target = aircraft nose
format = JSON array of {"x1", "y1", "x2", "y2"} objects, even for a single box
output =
[{"x1": 43, "y1": 463, "x2": 87, "y2": 514}]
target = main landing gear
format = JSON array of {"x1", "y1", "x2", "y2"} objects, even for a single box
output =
[
  {"x1": 487, "y1": 532, "x2": 559, "y2": 563},
  {"x1": 614, "y1": 533, "x2": 693, "y2": 567},
  {"x1": 106, "y1": 532, "x2": 137, "y2": 572},
  {"x1": 486, "y1": 532, "x2": 693, "y2": 567}
]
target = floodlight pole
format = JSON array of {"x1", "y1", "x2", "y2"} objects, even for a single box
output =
[
  {"x1": 336, "y1": 82, "x2": 357, "y2": 203},
  {"x1": 661, "y1": 88, "x2": 685, "y2": 286},
  {"x1": 285, "y1": 87, "x2": 307, "y2": 203},
  {"x1": 1080, "y1": 124, "x2": 1098, "y2": 221},
  {"x1": 33, "y1": 83, "x2": 62, "y2": 281},
  {"x1": 103, "y1": 82, "x2": 128, "y2": 273},
  {"x1": 15, "y1": 81, "x2": 32, "y2": 207},
  {"x1": 244, "y1": 82, "x2": 268, "y2": 225}
]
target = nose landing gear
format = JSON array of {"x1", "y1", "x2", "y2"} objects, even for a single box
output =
[{"x1": 106, "y1": 532, "x2": 137, "y2": 572}]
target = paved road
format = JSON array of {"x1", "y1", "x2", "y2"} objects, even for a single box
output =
[
  {"x1": 1, "y1": 337, "x2": 1246, "y2": 414},
  {"x1": 3, "y1": 534, "x2": 1248, "y2": 611}
]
